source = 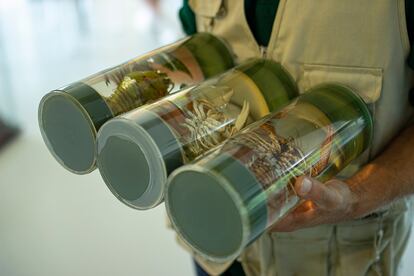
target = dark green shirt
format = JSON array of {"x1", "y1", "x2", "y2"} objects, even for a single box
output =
[{"x1": 179, "y1": 0, "x2": 414, "y2": 68}]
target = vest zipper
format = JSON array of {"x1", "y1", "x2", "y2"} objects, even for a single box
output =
[{"x1": 260, "y1": 45, "x2": 268, "y2": 58}]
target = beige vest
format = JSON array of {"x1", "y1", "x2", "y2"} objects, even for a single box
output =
[
  {"x1": 191, "y1": 0, "x2": 413, "y2": 157},
  {"x1": 186, "y1": 0, "x2": 414, "y2": 275}
]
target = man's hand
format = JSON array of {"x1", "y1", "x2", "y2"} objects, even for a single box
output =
[
  {"x1": 271, "y1": 176, "x2": 359, "y2": 232},
  {"x1": 271, "y1": 123, "x2": 414, "y2": 232}
]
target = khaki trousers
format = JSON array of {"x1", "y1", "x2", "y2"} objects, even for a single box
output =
[{"x1": 238, "y1": 198, "x2": 414, "y2": 276}]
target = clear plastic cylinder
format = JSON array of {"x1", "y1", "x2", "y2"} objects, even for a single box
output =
[
  {"x1": 165, "y1": 84, "x2": 373, "y2": 262},
  {"x1": 96, "y1": 59, "x2": 298, "y2": 210},
  {"x1": 38, "y1": 33, "x2": 234, "y2": 174}
]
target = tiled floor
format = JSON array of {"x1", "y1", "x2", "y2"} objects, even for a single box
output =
[{"x1": 0, "y1": 1, "x2": 413, "y2": 275}]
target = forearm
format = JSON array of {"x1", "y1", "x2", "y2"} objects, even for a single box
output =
[{"x1": 348, "y1": 123, "x2": 414, "y2": 218}]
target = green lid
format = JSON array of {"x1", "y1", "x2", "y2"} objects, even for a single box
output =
[
  {"x1": 236, "y1": 59, "x2": 298, "y2": 112},
  {"x1": 96, "y1": 109, "x2": 181, "y2": 209},
  {"x1": 166, "y1": 152, "x2": 268, "y2": 262},
  {"x1": 300, "y1": 83, "x2": 373, "y2": 151},
  {"x1": 38, "y1": 82, "x2": 113, "y2": 174},
  {"x1": 184, "y1": 32, "x2": 235, "y2": 78},
  {"x1": 98, "y1": 135, "x2": 150, "y2": 201},
  {"x1": 166, "y1": 166, "x2": 244, "y2": 261}
]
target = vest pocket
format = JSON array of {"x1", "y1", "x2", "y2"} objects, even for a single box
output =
[
  {"x1": 334, "y1": 210, "x2": 411, "y2": 276},
  {"x1": 269, "y1": 225, "x2": 334, "y2": 276},
  {"x1": 335, "y1": 217, "x2": 387, "y2": 276},
  {"x1": 299, "y1": 64, "x2": 383, "y2": 104}
]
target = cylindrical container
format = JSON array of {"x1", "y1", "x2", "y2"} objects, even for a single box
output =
[
  {"x1": 165, "y1": 84, "x2": 373, "y2": 262},
  {"x1": 38, "y1": 33, "x2": 234, "y2": 174},
  {"x1": 96, "y1": 59, "x2": 298, "y2": 210}
]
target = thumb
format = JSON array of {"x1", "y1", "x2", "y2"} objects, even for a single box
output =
[{"x1": 295, "y1": 176, "x2": 347, "y2": 210}]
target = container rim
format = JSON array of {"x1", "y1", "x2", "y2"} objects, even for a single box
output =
[
  {"x1": 38, "y1": 90, "x2": 98, "y2": 174},
  {"x1": 165, "y1": 163, "x2": 251, "y2": 263},
  {"x1": 305, "y1": 82, "x2": 374, "y2": 146},
  {"x1": 97, "y1": 116, "x2": 167, "y2": 210}
]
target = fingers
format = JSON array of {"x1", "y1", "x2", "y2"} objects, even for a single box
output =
[
  {"x1": 271, "y1": 177, "x2": 355, "y2": 232},
  {"x1": 294, "y1": 176, "x2": 347, "y2": 210},
  {"x1": 271, "y1": 201, "x2": 317, "y2": 232}
]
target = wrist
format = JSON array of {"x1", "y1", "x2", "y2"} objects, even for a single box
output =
[
  {"x1": 344, "y1": 177, "x2": 368, "y2": 219},
  {"x1": 344, "y1": 163, "x2": 391, "y2": 219}
]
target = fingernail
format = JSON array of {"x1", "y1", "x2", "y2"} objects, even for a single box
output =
[{"x1": 300, "y1": 177, "x2": 312, "y2": 195}]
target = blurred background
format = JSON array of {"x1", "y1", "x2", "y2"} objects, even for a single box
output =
[
  {"x1": 0, "y1": 0, "x2": 413, "y2": 275},
  {"x1": 0, "y1": 0, "x2": 194, "y2": 275}
]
